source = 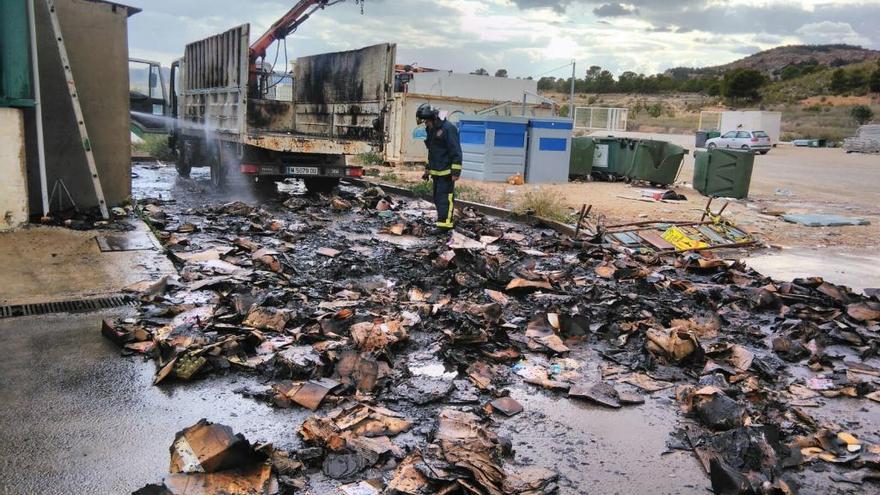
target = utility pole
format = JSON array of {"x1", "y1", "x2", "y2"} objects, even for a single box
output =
[{"x1": 569, "y1": 60, "x2": 576, "y2": 120}]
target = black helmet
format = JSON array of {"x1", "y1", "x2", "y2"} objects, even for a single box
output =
[{"x1": 416, "y1": 103, "x2": 439, "y2": 123}]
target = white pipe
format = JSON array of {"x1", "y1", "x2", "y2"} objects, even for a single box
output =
[{"x1": 27, "y1": 0, "x2": 49, "y2": 216}]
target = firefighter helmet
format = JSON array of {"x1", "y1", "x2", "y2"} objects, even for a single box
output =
[{"x1": 416, "y1": 103, "x2": 439, "y2": 123}]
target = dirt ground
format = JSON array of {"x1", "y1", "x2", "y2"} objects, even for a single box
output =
[{"x1": 377, "y1": 136, "x2": 880, "y2": 252}]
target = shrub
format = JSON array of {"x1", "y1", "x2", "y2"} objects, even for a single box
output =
[
  {"x1": 514, "y1": 188, "x2": 570, "y2": 222},
  {"x1": 408, "y1": 181, "x2": 432, "y2": 197},
  {"x1": 380, "y1": 171, "x2": 399, "y2": 183},
  {"x1": 134, "y1": 134, "x2": 175, "y2": 161},
  {"x1": 851, "y1": 105, "x2": 874, "y2": 125},
  {"x1": 357, "y1": 152, "x2": 384, "y2": 166}
]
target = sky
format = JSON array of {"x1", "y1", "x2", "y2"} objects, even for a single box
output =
[{"x1": 124, "y1": 0, "x2": 880, "y2": 79}]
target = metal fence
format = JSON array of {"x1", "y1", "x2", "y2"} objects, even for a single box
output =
[
  {"x1": 698, "y1": 111, "x2": 722, "y2": 131},
  {"x1": 573, "y1": 107, "x2": 628, "y2": 132}
]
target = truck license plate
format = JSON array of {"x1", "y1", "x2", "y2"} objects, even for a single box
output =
[{"x1": 287, "y1": 166, "x2": 319, "y2": 175}]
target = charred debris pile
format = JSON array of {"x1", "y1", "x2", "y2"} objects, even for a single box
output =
[{"x1": 110, "y1": 185, "x2": 880, "y2": 494}]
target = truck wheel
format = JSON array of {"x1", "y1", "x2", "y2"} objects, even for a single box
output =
[
  {"x1": 175, "y1": 145, "x2": 192, "y2": 178},
  {"x1": 304, "y1": 178, "x2": 339, "y2": 194},
  {"x1": 210, "y1": 154, "x2": 226, "y2": 189},
  {"x1": 211, "y1": 143, "x2": 248, "y2": 191}
]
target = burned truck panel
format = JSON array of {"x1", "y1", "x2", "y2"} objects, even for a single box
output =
[
  {"x1": 179, "y1": 24, "x2": 249, "y2": 137},
  {"x1": 247, "y1": 43, "x2": 396, "y2": 143},
  {"x1": 171, "y1": 24, "x2": 395, "y2": 191}
]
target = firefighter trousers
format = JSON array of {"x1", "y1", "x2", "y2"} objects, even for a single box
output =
[{"x1": 432, "y1": 175, "x2": 455, "y2": 229}]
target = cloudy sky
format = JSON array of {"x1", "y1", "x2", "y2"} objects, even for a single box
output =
[{"x1": 124, "y1": 0, "x2": 880, "y2": 78}]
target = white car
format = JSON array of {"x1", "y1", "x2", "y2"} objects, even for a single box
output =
[{"x1": 706, "y1": 130, "x2": 771, "y2": 154}]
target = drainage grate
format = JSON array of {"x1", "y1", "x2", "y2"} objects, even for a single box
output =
[{"x1": 0, "y1": 295, "x2": 135, "y2": 319}]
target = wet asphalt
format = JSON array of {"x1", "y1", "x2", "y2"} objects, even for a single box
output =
[
  {"x1": 0, "y1": 308, "x2": 709, "y2": 495},
  {"x1": 0, "y1": 309, "x2": 311, "y2": 494}
]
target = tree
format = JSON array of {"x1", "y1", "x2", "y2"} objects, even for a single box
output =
[
  {"x1": 851, "y1": 105, "x2": 874, "y2": 125},
  {"x1": 616, "y1": 71, "x2": 639, "y2": 93},
  {"x1": 706, "y1": 82, "x2": 721, "y2": 97},
  {"x1": 537, "y1": 76, "x2": 557, "y2": 91},
  {"x1": 870, "y1": 67, "x2": 880, "y2": 93},
  {"x1": 494, "y1": 69, "x2": 508, "y2": 78},
  {"x1": 830, "y1": 68, "x2": 847, "y2": 93},
  {"x1": 848, "y1": 70, "x2": 867, "y2": 90},
  {"x1": 721, "y1": 69, "x2": 766, "y2": 101},
  {"x1": 471, "y1": 68, "x2": 489, "y2": 76},
  {"x1": 594, "y1": 69, "x2": 615, "y2": 93}
]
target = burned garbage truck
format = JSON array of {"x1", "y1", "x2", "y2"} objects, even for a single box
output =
[{"x1": 168, "y1": 1, "x2": 394, "y2": 193}]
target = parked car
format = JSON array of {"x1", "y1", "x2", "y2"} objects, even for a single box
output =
[{"x1": 706, "y1": 130, "x2": 771, "y2": 154}]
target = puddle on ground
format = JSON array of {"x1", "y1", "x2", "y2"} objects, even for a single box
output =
[
  {"x1": 747, "y1": 248, "x2": 880, "y2": 293},
  {"x1": 497, "y1": 384, "x2": 708, "y2": 495}
]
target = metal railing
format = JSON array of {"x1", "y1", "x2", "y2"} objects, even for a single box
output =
[{"x1": 573, "y1": 106, "x2": 628, "y2": 132}]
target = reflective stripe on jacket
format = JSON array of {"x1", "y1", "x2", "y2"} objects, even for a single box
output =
[{"x1": 424, "y1": 119, "x2": 462, "y2": 177}]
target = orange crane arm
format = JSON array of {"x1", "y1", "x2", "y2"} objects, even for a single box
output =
[
  {"x1": 249, "y1": 0, "x2": 337, "y2": 61},
  {"x1": 248, "y1": 0, "x2": 360, "y2": 97}
]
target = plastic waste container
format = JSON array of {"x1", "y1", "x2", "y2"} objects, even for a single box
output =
[
  {"x1": 624, "y1": 139, "x2": 688, "y2": 186},
  {"x1": 458, "y1": 116, "x2": 529, "y2": 182},
  {"x1": 693, "y1": 148, "x2": 755, "y2": 199},
  {"x1": 695, "y1": 131, "x2": 708, "y2": 148},
  {"x1": 591, "y1": 137, "x2": 637, "y2": 181},
  {"x1": 569, "y1": 137, "x2": 596, "y2": 178},
  {"x1": 525, "y1": 117, "x2": 573, "y2": 183},
  {"x1": 590, "y1": 137, "x2": 619, "y2": 180}
]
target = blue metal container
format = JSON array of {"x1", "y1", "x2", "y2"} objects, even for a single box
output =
[
  {"x1": 459, "y1": 116, "x2": 529, "y2": 182},
  {"x1": 525, "y1": 117, "x2": 573, "y2": 183}
]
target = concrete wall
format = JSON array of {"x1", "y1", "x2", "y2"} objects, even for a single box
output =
[
  {"x1": 0, "y1": 108, "x2": 28, "y2": 230},
  {"x1": 26, "y1": 0, "x2": 133, "y2": 213},
  {"x1": 385, "y1": 93, "x2": 554, "y2": 164},
  {"x1": 408, "y1": 72, "x2": 539, "y2": 103}
]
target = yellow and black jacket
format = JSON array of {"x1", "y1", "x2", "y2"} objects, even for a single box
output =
[{"x1": 424, "y1": 120, "x2": 463, "y2": 178}]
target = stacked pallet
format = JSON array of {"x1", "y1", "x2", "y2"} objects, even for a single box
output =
[{"x1": 844, "y1": 124, "x2": 880, "y2": 154}]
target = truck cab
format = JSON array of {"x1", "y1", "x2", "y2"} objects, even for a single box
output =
[{"x1": 129, "y1": 58, "x2": 169, "y2": 136}]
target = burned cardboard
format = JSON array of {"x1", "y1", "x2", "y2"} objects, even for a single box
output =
[
  {"x1": 169, "y1": 419, "x2": 258, "y2": 474},
  {"x1": 116, "y1": 166, "x2": 880, "y2": 494}
]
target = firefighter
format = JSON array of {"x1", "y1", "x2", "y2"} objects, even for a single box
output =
[{"x1": 417, "y1": 103, "x2": 462, "y2": 232}]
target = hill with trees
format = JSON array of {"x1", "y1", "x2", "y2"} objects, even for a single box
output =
[{"x1": 534, "y1": 44, "x2": 880, "y2": 103}]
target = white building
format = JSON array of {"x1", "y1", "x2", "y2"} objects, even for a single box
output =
[{"x1": 407, "y1": 71, "x2": 541, "y2": 103}]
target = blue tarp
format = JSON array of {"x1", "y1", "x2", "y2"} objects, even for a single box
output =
[{"x1": 781, "y1": 214, "x2": 871, "y2": 227}]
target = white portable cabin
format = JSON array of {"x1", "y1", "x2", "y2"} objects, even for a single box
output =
[{"x1": 719, "y1": 111, "x2": 782, "y2": 144}]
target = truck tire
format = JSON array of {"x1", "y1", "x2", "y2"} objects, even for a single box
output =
[
  {"x1": 211, "y1": 142, "x2": 250, "y2": 191},
  {"x1": 209, "y1": 147, "x2": 226, "y2": 189},
  {"x1": 304, "y1": 178, "x2": 339, "y2": 194},
  {"x1": 175, "y1": 141, "x2": 192, "y2": 178}
]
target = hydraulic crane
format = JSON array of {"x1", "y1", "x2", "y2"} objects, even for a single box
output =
[{"x1": 248, "y1": 0, "x2": 364, "y2": 97}]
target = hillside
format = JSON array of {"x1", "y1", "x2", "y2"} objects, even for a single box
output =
[
  {"x1": 761, "y1": 59, "x2": 880, "y2": 103},
  {"x1": 667, "y1": 44, "x2": 880, "y2": 79}
]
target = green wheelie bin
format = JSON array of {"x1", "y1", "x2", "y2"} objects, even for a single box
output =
[
  {"x1": 623, "y1": 139, "x2": 688, "y2": 186},
  {"x1": 590, "y1": 137, "x2": 625, "y2": 181},
  {"x1": 693, "y1": 148, "x2": 755, "y2": 199},
  {"x1": 569, "y1": 137, "x2": 596, "y2": 179}
]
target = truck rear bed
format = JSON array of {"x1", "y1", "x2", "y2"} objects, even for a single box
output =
[{"x1": 177, "y1": 25, "x2": 395, "y2": 156}]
